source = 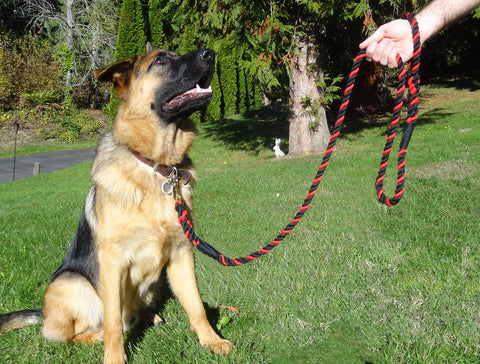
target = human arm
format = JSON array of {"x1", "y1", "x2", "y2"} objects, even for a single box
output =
[{"x1": 359, "y1": 0, "x2": 480, "y2": 68}]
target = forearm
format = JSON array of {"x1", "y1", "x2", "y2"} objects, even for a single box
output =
[{"x1": 416, "y1": 0, "x2": 480, "y2": 43}]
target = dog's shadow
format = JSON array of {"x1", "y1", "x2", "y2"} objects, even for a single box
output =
[{"x1": 125, "y1": 269, "x2": 224, "y2": 358}]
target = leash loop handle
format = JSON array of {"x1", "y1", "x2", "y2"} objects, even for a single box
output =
[
  {"x1": 176, "y1": 13, "x2": 421, "y2": 266},
  {"x1": 375, "y1": 12, "x2": 421, "y2": 206}
]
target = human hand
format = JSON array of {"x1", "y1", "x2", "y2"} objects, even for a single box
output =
[{"x1": 359, "y1": 19, "x2": 414, "y2": 68}]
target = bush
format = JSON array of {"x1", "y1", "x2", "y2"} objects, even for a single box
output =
[
  {"x1": 53, "y1": 110, "x2": 103, "y2": 142},
  {"x1": 19, "y1": 91, "x2": 61, "y2": 109},
  {"x1": 0, "y1": 30, "x2": 63, "y2": 110},
  {"x1": 0, "y1": 106, "x2": 103, "y2": 143}
]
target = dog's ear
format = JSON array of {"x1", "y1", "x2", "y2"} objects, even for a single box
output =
[
  {"x1": 93, "y1": 55, "x2": 140, "y2": 100},
  {"x1": 146, "y1": 42, "x2": 154, "y2": 54}
]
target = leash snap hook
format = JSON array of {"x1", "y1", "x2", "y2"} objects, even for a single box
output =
[{"x1": 161, "y1": 166, "x2": 180, "y2": 196}]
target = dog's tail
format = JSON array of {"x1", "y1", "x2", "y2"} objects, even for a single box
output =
[{"x1": 0, "y1": 308, "x2": 43, "y2": 334}]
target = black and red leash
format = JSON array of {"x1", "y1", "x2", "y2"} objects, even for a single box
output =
[
  {"x1": 175, "y1": 13, "x2": 421, "y2": 266},
  {"x1": 376, "y1": 13, "x2": 421, "y2": 206}
]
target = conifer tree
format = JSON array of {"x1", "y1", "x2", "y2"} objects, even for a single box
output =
[
  {"x1": 115, "y1": 0, "x2": 146, "y2": 60},
  {"x1": 177, "y1": 24, "x2": 196, "y2": 55},
  {"x1": 218, "y1": 40, "x2": 237, "y2": 118},
  {"x1": 205, "y1": 40, "x2": 222, "y2": 122},
  {"x1": 149, "y1": 0, "x2": 166, "y2": 49},
  {"x1": 235, "y1": 47, "x2": 247, "y2": 114},
  {"x1": 178, "y1": 24, "x2": 202, "y2": 123},
  {"x1": 108, "y1": 0, "x2": 146, "y2": 122}
]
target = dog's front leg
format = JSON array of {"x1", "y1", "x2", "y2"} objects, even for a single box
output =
[
  {"x1": 167, "y1": 244, "x2": 233, "y2": 354},
  {"x1": 98, "y1": 246, "x2": 127, "y2": 364}
]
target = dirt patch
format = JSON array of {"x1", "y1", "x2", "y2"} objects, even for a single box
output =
[{"x1": 0, "y1": 127, "x2": 48, "y2": 151}]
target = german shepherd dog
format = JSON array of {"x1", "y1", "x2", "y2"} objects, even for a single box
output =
[{"x1": 0, "y1": 44, "x2": 232, "y2": 363}]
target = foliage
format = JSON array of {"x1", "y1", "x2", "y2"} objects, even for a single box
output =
[
  {"x1": 0, "y1": 105, "x2": 103, "y2": 143},
  {"x1": 218, "y1": 41, "x2": 238, "y2": 118},
  {"x1": 177, "y1": 24, "x2": 202, "y2": 123},
  {"x1": 19, "y1": 0, "x2": 121, "y2": 107},
  {"x1": 148, "y1": 0, "x2": 166, "y2": 48},
  {"x1": 0, "y1": 31, "x2": 63, "y2": 110},
  {"x1": 204, "y1": 39, "x2": 222, "y2": 122},
  {"x1": 108, "y1": 0, "x2": 146, "y2": 122},
  {"x1": 2, "y1": 0, "x2": 478, "y2": 128},
  {"x1": 115, "y1": 0, "x2": 146, "y2": 60}
]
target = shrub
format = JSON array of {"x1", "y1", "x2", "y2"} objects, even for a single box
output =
[
  {"x1": 1, "y1": 106, "x2": 103, "y2": 143},
  {"x1": 108, "y1": 0, "x2": 146, "y2": 122},
  {"x1": 0, "y1": 30, "x2": 63, "y2": 110}
]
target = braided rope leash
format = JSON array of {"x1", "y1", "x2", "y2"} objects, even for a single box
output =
[
  {"x1": 175, "y1": 13, "x2": 421, "y2": 266},
  {"x1": 376, "y1": 13, "x2": 421, "y2": 206}
]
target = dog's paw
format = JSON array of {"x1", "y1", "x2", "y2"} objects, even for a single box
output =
[
  {"x1": 152, "y1": 314, "x2": 164, "y2": 326},
  {"x1": 102, "y1": 352, "x2": 127, "y2": 364},
  {"x1": 208, "y1": 338, "x2": 233, "y2": 354}
]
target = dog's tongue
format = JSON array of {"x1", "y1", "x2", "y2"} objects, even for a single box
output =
[{"x1": 164, "y1": 84, "x2": 212, "y2": 111}]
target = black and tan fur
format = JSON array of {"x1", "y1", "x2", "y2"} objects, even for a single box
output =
[{"x1": 0, "y1": 44, "x2": 232, "y2": 364}]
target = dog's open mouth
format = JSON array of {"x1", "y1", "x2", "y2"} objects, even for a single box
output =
[{"x1": 162, "y1": 84, "x2": 213, "y2": 112}]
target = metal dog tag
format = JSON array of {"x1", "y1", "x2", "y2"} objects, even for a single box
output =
[{"x1": 161, "y1": 179, "x2": 174, "y2": 195}]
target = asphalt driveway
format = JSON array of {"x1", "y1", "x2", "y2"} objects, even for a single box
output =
[{"x1": 0, "y1": 148, "x2": 97, "y2": 184}]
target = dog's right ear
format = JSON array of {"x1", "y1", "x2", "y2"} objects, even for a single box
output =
[
  {"x1": 93, "y1": 55, "x2": 140, "y2": 100},
  {"x1": 146, "y1": 42, "x2": 154, "y2": 54}
]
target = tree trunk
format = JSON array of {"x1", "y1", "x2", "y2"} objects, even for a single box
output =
[
  {"x1": 65, "y1": 0, "x2": 75, "y2": 91},
  {"x1": 288, "y1": 32, "x2": 329, "y2": 155}
]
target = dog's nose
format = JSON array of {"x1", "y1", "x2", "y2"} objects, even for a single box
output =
[{"x1": 197, "y1": 49, "x2": 214, "y2": 63}]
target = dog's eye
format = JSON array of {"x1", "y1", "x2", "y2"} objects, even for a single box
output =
[{"x1": 153, "y1": 56, "x2": 168, "y2": 65}]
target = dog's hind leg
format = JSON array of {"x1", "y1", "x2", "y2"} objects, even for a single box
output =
[
  {"x1": 166, "y1": 244, "x2": 233, "y2": 354},
  {"x1": 41, "y1": 273, "x2": 103, "y2": 343}
]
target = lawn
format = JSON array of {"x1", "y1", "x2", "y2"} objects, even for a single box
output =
[{"x1": 0, "y1": 84, "x2": 479, "y2": 363}]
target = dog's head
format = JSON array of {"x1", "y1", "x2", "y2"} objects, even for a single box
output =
[{"x1": 93, "y1": 44, "x2": 215, "y2": 123}]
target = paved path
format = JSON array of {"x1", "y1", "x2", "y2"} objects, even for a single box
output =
[{"x1": 0, "y1": 148, "x2": 97, "y2": 184}]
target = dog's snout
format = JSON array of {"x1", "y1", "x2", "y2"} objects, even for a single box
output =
[{"x1": 197, "y1": 49, "x2": 214, "y2": 63}]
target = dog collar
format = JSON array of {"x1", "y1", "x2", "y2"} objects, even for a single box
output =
[{"x1": 130, "y1": 148, "x2": 192, "y2": 185}]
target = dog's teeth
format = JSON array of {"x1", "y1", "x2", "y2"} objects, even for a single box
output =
[{"x1": 195, "y1": 84, "x2": 212, "y2": 93}]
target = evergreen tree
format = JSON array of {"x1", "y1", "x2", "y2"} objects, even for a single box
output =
[
  {"x1": 149, "y1": 0, "x2": 166, "y2": 48},
  {"x1": 115, "y1": 0, "x2": 146, "y2": 60},
  {"x1": 218, "y1": 40, "x2": 237, "y2": 118},
  {"x1": 108, "y1": 0, "x2": 146, "y2": 122},
  {"x1": 237, "y1": 65, "x2": 247, "y2": 114},
  {"x1": 178, "y1": 24, "x2": 202, "y2": 123},
  {"x1": 235, "y1": 47, "x2": 247, "y2": 114},
  {"x1": 205, "y1": 39, "x2": 222, "y2": 121},
  {"x1": 177, "y1": 24, "x2": 196, "y2": 55}
]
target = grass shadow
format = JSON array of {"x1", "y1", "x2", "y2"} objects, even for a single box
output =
[
  {"x1": 200, "y1": 103, "x2": 291, "y2": 153},
  {"x1": 200, "y1": 87, "x2": 459, "y2": 153},
  {"x1": 337, "y1": 104, "x2": 456, "y2": 140},
  {"x1": 424, "y1": 74, "x2": 480, "y2": 91},
  {"x1": 124, "y1": 270, "x2": 229, "y2": 359},
  {"x1": 125, "y1": 269, "x2": 172, "y2": 358}
]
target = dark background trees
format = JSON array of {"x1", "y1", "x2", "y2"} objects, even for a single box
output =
[{"x1": 1, "y1": 0, "x2": 479, "y2": 153}]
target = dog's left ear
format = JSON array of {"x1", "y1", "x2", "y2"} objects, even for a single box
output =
[{"x1": 93, "y1": 55, "x2": 140, "y2": 100}]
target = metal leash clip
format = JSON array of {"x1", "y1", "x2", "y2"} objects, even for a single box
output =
[{"x1": 161, "y1": 166, "x2": 179, "y2": 196}]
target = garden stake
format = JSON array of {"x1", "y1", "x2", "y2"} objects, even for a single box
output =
[{"x1": 175, "y1": 13, "x2": 421, "y2": 266}]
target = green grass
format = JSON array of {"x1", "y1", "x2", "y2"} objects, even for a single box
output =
[{"x1": 0, "y1": 85, "x2": 479, "y2": 363}]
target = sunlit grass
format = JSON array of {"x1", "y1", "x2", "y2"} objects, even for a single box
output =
[{"x1": 0, "y1": 85, "x2": 479, "y2": 363}]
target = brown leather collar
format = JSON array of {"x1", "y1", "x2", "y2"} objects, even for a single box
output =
[{"x1": 130, "y1": 148, "x2": 192, "y2": 185}]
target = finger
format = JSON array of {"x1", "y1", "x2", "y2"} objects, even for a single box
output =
[
  {"x1": 364, "y1": 41, "x2": 378, "y2": 62},
  {"x1": 378, "y1": 41, "x2": 397, "y2": 68},
  {"x1": 387, "y1": 50, "x2": 400, "y2": 69}
]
